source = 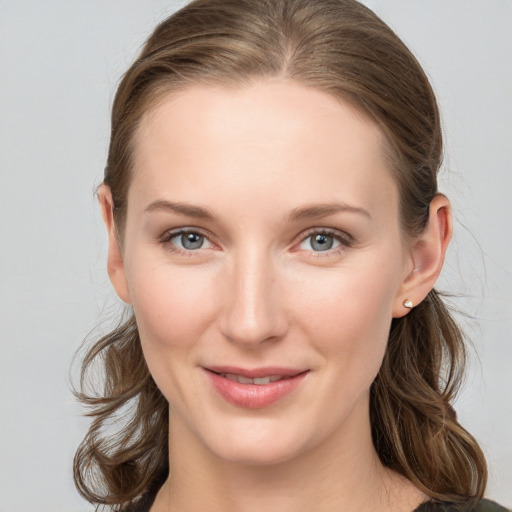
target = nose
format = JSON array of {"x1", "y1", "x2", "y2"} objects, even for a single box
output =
[{"x1": 219, "y1": 250, "x2": 289, "y2": 347}]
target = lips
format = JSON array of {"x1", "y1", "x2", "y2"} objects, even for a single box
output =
[{"x1": 204, "y1": 366, "x2": 309, "y2": 409}]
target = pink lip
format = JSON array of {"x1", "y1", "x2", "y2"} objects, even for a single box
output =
[{"x1": 204, "y1": 366, "x2": 309, "y2": 409}]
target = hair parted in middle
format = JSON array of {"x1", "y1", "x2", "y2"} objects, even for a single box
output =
[{"x1": 74, "y1": 0, "x2": 487, "y2": 509}]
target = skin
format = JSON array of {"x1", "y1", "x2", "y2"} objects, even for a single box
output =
[{"x1": 99, "y1": 80, "x2": 452, "y2": 512}]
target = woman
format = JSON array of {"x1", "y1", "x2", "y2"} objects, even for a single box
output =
[{"x1": 74, "y1": 0, "x2": 508, "y2": 511}]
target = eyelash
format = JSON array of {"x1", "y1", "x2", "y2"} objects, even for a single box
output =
[
  {"x1": 158, "y1": 227, "x2": 354, "y2": 257},
  {"x1": 298, "y1": 228, "x2": 354, "y2": 257},
  {"x1": 158, "y1": 228, "x2": 213, "y2": 257}
]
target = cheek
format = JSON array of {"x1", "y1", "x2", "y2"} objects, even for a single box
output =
[
  {"x1": 127, "y1": 257, "x2": 219, "y2": 352},
  {"x1": 126, "y1": 257, "x2": 224, "y2": 406},
  {"x1": 291, "y1": 260, "x2": 399, "y2": 368}
]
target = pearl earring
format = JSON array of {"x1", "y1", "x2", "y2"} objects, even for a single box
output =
[{"x1": 403, "y1": 299, "x2": 413, "y2": 309}]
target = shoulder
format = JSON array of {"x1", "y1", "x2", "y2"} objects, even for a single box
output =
[{"x1": 415, "y1": 499, "x2": 510, "y2": 512}]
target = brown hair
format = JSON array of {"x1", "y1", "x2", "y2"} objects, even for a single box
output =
[{"x1": 74, "y1": 0, "x2": 487, "y2": 509}]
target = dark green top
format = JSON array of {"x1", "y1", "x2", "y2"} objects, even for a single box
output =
[
  {"x1": 414, "y1": 500, "x2": 509, "y2": 512},
  {"x1": 126, "y1": 496, "x2": 509, "y2": 512}
]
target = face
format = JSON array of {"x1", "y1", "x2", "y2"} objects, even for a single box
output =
[{"x1": 112, "y1": 80, "x2": 415, "y2": 465}]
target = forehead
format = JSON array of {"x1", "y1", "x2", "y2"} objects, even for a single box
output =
[{"x1": 130, "y1": 80, "x2": 399, "y2": 225}]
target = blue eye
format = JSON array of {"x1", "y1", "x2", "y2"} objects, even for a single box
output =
[
  {"x1": 178, "y1": 232, "x2": 204, "y2": 250},
  {"x1": 163, "y1": 230, "x2": 212, "y2": 252},
  {"x1": 309, "y1": 233, "x2": 337, "y2": 251},
  {"x1": 298, "y1": 230, "x2": 349, "y2": 253}
]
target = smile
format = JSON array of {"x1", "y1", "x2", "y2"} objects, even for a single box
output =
[
  {"x1": 220, "y1": 373, "x2": 286, "y2": 385},
  {"x1": 204, "y1": 367, "x2": 309, "y2": 409}
]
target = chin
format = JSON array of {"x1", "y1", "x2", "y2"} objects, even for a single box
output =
[
  {"x1": 197, "y1": 416, "x2": 316, "y2": 467},
  {"x1": 212, "y1": 439, "x2": 305, "y2": 467}
]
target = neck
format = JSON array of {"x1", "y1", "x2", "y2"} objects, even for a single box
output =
[{"x1": 152, "y1": 397, "x2": 425, "y2": 512}]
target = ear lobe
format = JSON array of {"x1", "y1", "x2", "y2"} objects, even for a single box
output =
[
  {"x1": 97, "y1": 184, "x2": 132, "y2": 304},
  {"x1": 393, "y1": 194, "x2": 452, "y2": 318}
]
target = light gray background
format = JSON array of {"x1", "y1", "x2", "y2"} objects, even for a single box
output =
[{"x1": 0, "y1": 1, "x2": 510, "y2": 511}]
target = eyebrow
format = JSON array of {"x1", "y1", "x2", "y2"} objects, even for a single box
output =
[
  {"x1": 288, "y1": 203, "x2": 372, "y2": 221},
  {"x1": 144, "y1": 200, "x2": 371, "y2": 221},
  {"x1": 145, "y1": 200, "x2": 216, "y2": 219}
]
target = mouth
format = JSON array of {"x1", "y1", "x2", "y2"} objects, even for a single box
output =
[
  {"x1": 218, "y1": 373, "x2": 286, "y2": 385},
  {"x1": 203, "y1": 366, "x2": 309, "y2": 408}
]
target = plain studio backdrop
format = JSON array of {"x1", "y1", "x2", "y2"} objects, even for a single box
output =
[{"x1": 0, "y1": 1, "x2": 510, "y2": 511}]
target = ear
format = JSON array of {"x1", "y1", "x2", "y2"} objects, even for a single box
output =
[
  {"x1": 393, "y1": 194, "x2": 452, "y2": 318},
  {"x1": 97, "y1": 184, "x2": 132, "y2": 304}
]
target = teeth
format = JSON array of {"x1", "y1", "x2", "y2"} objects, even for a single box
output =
[
  {"x1": 234, "y1": 374, "x2": 253, "y2": 384},
  {"x1": 222, "y1": 373, "x2": 283, "y2": 385},
  {"x1": 253, "y1": 377, "x2": 272, "y2": 384}
]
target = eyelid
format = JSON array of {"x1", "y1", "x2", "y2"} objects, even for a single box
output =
[
  {"x1": 294, "y1": 227, "x2": 354, "y2": 256},
  {"x1": 159, "y1": 227, "x2": 216, "y2": 254},
  {"x1": 158, "y1": 226, "x2": 354, "y2": 256},
  {"x1": 300, "y1": 227, "x2": 354, "y2": 244}
]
